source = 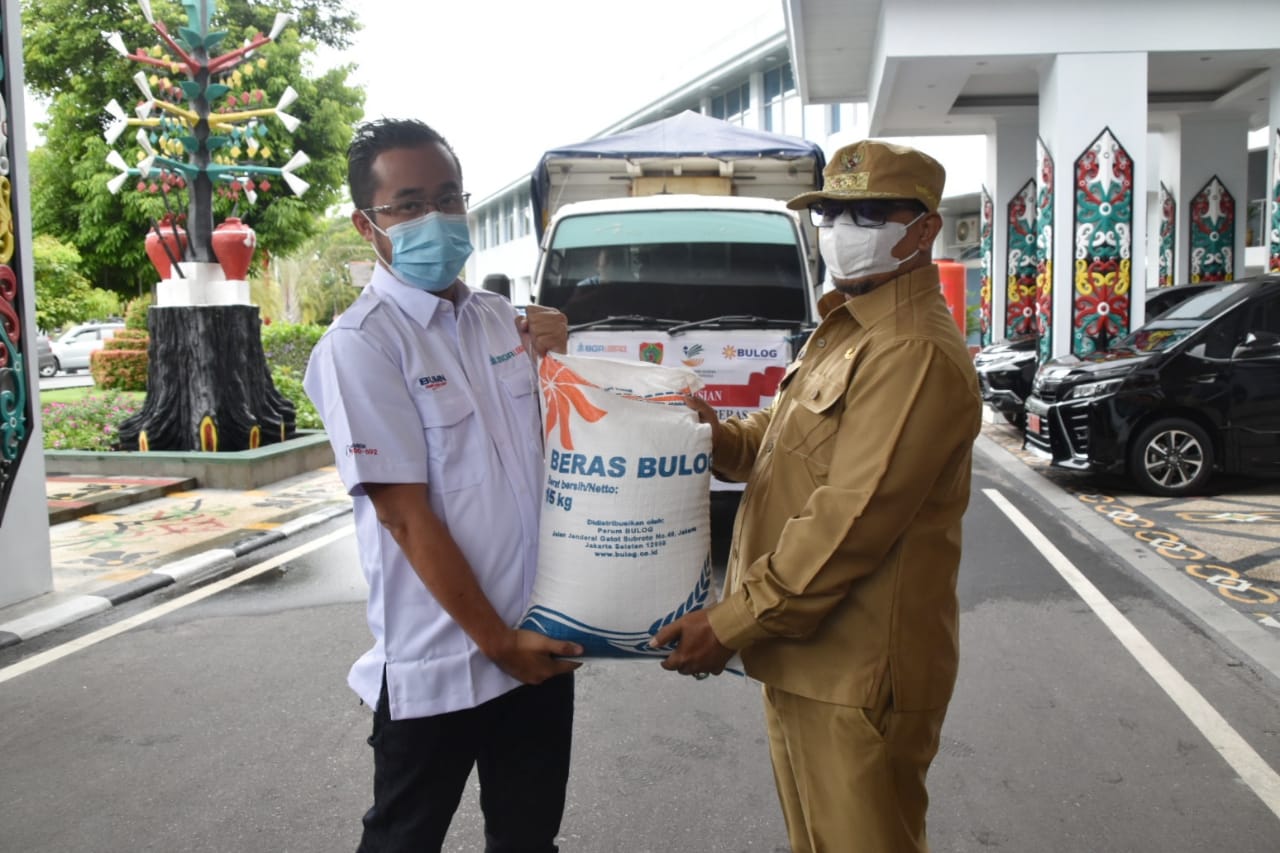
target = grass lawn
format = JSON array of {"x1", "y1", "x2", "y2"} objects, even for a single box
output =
[{"x1": 40, "y1": 386, "x2": 144, "y2": 405}]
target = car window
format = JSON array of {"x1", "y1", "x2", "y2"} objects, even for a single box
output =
[
  {"x1": 1246, "y1": 297, "x2": 1280, "y2": 336},
  {"x1": 1192, "y1": 310, "x2": 1246, "y2": 359},
  {"x1": 1115, "y1": 322, "x2": 1201, "y2": 353},
  {"x1": 1160, "y1": 283, "x2": 1250, "y2": 320}
]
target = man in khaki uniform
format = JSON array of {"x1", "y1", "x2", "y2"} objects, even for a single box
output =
[{"x1": 653, "y1": 140, "x2": 982, "y2": 852}]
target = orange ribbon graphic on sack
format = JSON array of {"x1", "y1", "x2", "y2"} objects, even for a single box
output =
[{"x1": 540, "y1": 356, "x2": 608, "y2": 450}]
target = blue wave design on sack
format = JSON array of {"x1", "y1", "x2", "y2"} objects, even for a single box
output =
[{"x1": 520, "y1": 557, "x2": 712, "y2": 658}]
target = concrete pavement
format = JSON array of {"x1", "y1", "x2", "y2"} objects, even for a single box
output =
[
  {"x1": 0, "y1": 466, "x2": 351, "y2": 649},
  {"x1": 4, "y1": 411, "x2": 1279, "y2": 657}
]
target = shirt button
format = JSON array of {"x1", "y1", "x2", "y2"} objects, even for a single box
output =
[
  {"x1": 811, "y1": 389, "x2": 821, "y2": 400},
  {"x1": 764, "y1": 440, "x2": 775, "y2": 452},
  {"x1": 816, "y1": 339, "x2": 826, "y2": 348}
]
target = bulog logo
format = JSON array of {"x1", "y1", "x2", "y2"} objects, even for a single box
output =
[
  {"x1": 721, "y1": 345, "x2": 781, "y2": 360},
  {"x1": 417, "y1": 374, "x2": 448, "y2": 390}
]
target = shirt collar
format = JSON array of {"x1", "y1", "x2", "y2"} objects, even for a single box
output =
[
  {"x1": 367, "y1": 263, "x2": 471, "y2": 329},
  {"x1": 820, "y1": 263, "x2": 942, "y2": 328}
]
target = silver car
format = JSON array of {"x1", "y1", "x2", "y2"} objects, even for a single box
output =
[{"x1": 50, "y1": 322, "x2": 125, "y2": 373}]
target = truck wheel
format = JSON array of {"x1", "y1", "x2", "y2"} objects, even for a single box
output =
[{"x1": 1128, "y1": 418, "x2": 1213, "y2": 497}]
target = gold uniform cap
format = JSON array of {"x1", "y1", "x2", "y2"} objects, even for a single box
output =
[{"x1": 788, "y1": 139, "x2": 946, "y2": 213}]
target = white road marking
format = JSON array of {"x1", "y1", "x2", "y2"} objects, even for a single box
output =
[
  {"x1": 984, "y1": 488, "x2": 1280, "y2": 822},
  {"x1": 0, "y1": 525, "x2": 354, "y2": 686}
]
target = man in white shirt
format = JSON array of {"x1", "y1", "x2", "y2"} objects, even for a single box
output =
[{"x1": 304, "y1": 118, "x2": 581, "y2": 853}]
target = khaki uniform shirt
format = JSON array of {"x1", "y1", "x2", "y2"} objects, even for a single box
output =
[{"x1": 705, "y1": 264, "x2": 982, "y2": 710}]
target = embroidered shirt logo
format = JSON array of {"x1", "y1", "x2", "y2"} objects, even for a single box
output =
[
  {"x1": 346, "y1": 443, "x2": 379, "y2": 457},
  {"x1": 418, "y1": 375, "x2": 448, "y2": 390},
  {"x1": 490, "y1": 344, "x2": 527, "y2": 366}
]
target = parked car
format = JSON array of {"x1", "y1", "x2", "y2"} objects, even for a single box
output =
[
  {"x1": 50, "y1": 321, "x2": 125, "y2": 373},
  {"x1": 974, "y1": 333, "x2": 1039, "y2": 425},
  {"x1": 36, "y1": 334, "x2": 58, "y2": 377},
  {"x1": 974, "y1": 282, "x2": 1219, "y2": 428},
  {"x1": 1023, "y1": 275, "x2": 1280, "y2": 496}
]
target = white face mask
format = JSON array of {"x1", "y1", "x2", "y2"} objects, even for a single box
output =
[{"x1": 819, "y1": 211, "x2": 925, "y2": 282}]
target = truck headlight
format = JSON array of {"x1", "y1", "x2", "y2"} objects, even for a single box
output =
[{"x1": 1067, "y1": 378, "x2": 1123, "y2": 400}]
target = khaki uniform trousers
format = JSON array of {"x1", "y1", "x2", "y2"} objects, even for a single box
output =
[{"x1": 763, "y1": 681, "x2": 946, "y2": 853}]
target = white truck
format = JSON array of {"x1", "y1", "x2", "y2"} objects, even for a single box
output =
[{"x1": 527, "y1": 111, "x2": 827, "y2": 492}]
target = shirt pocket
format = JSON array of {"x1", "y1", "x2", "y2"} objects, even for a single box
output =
[
  {"x1": 412, "y1": 388, "x2": 487, "y2": 492},
  {"x1": 776, "y1": 371, "x2": 847, "y2": 481}
]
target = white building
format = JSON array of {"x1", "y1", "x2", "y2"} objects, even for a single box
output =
[
  {"x1": 465, "y1": 24, "x2": 989, "y2": 308},
  {"x1": 469, "y1": 0, "x2": 1279, "y2": 360},
  {"x1": 783, "y1": 0, "x2": 1280, "y2": 357}
]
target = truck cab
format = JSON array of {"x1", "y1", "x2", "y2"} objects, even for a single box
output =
[{"x1": 533, "y1": 194, "x2": 818, "y2": 490}]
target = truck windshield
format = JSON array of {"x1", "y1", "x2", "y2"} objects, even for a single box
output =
[{"x1": 538, "y1": 209, "x2": 808, "y2": 326}]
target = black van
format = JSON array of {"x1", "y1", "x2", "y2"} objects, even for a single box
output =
[
  {"x1": 975, "y1": 282, "x2": 1216, "y2": 428},
  {"x1": 1023, "y1": 275, "x2": 1280, "y2": 496}
]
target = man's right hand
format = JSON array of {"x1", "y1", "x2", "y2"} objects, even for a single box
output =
[
  {"x1": 684, "y1": 394, "x2": 722, "y2": 448},
  {"x1": 488, "y1": 629, "x2": 583, "y2": 684}
]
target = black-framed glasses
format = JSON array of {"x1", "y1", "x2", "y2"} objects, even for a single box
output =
[
  {"x1": 362, "y1": 191, "x2": 471, "y2": 220},
  {"x1": 809, "y1": 199, "x2": 921, "y2": 228}
]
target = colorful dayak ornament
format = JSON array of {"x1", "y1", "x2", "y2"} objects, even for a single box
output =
[
  {"x1": 101, "y1": 1, "x2": 299, "y2": 455},
  {"x1": 101, "y1": 0, "x2": 308, "y2": 269}
]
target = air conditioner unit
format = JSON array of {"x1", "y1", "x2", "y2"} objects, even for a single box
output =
[{"x1": 953, "y1": 215, "x2": 979, "y2": 247}]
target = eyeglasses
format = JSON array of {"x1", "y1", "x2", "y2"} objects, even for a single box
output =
[
  {"x1": 809, "y1": 199, "x2": 922, "y2": 228},
  {"x1": 362, "y1": 191, "x2": 471, "y2": 220}
]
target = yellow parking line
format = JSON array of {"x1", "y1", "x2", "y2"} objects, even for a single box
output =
[
  {"x1": 79, "y1": 514, "x2": 120, "y2": 523},
  {"x1": 244, "y1": 522, "x2": 281, "y2": 531}
]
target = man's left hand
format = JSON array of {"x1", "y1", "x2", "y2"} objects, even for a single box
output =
[
  {"x1": 517, "y1": 304, "x2": 568, "y2": 356},
  {"x1": 651, "y1": 609, "x2": 735, "y2": 677}
]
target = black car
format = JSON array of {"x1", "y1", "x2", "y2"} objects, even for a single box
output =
[
  {"x1": 974, "y1": 333, "x2": 1038, "y2": 425},
  {"x1": 1023, "y1": 276, "x2": 1280, "y2": 496},
  {"x1": 974, "y1": 282, "x2": 1217, "y2": 428}
]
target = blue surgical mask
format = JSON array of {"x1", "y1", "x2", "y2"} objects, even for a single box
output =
[{"x1": 365, "y1": 211, "x2": 474, "y2": 292}]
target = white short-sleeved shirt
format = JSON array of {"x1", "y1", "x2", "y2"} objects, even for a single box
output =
[{"x1": 303, "y1": 265, "x2": 543, "y2": 720}]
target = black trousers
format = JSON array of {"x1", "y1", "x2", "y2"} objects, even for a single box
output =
[{"x1": 356, "y1": 672, "x2": 575, "y2": 853}]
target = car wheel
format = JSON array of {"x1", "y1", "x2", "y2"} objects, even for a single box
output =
[
  {"x1": 39, "y1": 359, "x2": 58, "y2": 378},
  {"x1": 1128, "y1": 418, "x2": 1214, "y2": 497},
  {"x1": 1001, "y1": 410, "x2": 1023, "y2": 428}
]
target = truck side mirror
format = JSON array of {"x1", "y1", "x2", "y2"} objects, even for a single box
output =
[{"x1": 482, "y1": 274, "x2": 511, "y2": 299}]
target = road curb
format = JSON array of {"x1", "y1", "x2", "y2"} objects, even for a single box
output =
[
  {"x1": 975, "y1": 433, "x2": 1280, "y2": 683},
  {"x1": 0, "y1": 502, "x2": 352, "y2": 649}
]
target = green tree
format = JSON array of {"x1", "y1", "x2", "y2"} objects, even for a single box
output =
[
  {"x1": 274, "y1": 215, "x2": 370, "y2": 323},
  {"x1": 23, "y1": 0, "x2": 364, "y2": 296},
  {"x1": 32, "y1": 234, "x2": 122, "y2": 332}
]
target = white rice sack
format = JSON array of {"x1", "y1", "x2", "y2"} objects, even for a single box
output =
[{"x1": 520, "y1": 352, "x2": 713, "y2": 657}]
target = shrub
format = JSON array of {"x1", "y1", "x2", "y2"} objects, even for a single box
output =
[
  {"x1": 42, "y1": 391, "x2": 144, "y2": 451},
  {"x1": 124, "y1": 294, "x2": 153, "y2": 331},
  {"x1": 271, "y1": 365, "x2": 322, "y2": 430},
  {"x1": 91, "y1": 329, "x2": 149, "y2": 391},
  {"x1": 261, "y1": 322, "x2": 325, "y2": 374}
]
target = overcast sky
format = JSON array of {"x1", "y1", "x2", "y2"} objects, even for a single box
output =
[
  {"x1": 20, "y1": 1, "x2": 784, "y2": 202},
  {"x1": 318, "y1": 0, "x2": 783, "y2": 199}
]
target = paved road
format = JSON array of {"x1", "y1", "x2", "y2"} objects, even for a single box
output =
[
  {"x1": 1, "y1": 442, "x2": 1277, "y2": 851},
  {"x1": 37, "y1": 373, "x2": 95, "y2": 392}
]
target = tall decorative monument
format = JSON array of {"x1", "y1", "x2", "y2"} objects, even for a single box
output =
[{"x1": 102, "y1": 0, "x2": 307, "y2": 452}]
